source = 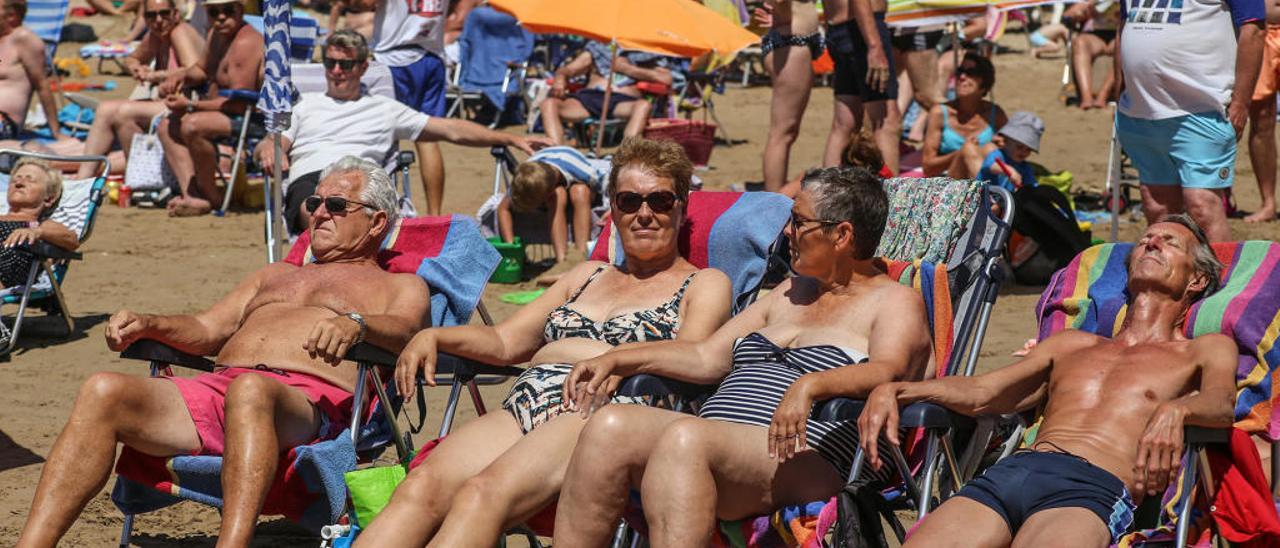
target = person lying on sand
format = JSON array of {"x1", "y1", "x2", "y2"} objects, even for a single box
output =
[
  {"x1": 17, "y1": 156, "x2": 431, "y2": 548},
  {"x1": 858, "y1": 213, "x2": 1236, "y2": 548}
]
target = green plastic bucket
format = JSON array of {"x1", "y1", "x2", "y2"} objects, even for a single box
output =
[{"x1": 487, "y1": 236, "x2": 525, "y2": 284}]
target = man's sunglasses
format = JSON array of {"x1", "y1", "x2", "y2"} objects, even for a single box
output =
[
  {"x1": 304, "y1": 195, "x2": 376, "y2": 215},
  {"x1": 789, "y1": 212, "x2": 843, "y2": 234},
  {"x1": 206, "y1": 4, "x2": 239, "y2": 18},
  {"x1": 614, "y1": 191, "x2": 678, "y2": 214},
  {"x1": 143, "y1": 8, "x2": 174, "y2": 19},
  {"x1": 322, "y1": 57, "x2": 362, "y2": 71}
]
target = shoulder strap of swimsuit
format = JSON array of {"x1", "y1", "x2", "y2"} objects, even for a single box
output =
[
  {"x1": 667, "y1": 271, "x2": 700, "y2": 306},
  {"x1": 566, "y1": 265, "x2": 608, "y2": 303}
]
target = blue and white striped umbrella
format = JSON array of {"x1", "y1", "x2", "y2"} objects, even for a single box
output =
[{"x1": 258, "y1": 0, "x2": 297, "y2": 133}]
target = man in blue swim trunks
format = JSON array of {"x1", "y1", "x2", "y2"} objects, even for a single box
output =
[
  {"x1": 345, "y1": 0, "x2": 450, "y2": 215},
  {"x1": 859, "y1": 214, "x2": 1237, "y2": 547},
  {"x1": 1114, "y1": 0, "x2": 1265, "y2": 242}
]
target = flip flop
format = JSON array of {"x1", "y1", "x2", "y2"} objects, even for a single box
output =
[{"x1": 500, "y1": 288, "x2": 546, "y2": 305}]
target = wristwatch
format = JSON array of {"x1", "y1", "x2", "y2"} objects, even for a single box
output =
[{"x1": 344, "y1": 312, "x2": 367, "y2": 344}]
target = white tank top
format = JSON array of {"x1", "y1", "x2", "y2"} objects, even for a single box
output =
[{"x1": 371, "y1": 0, "x2": 448, "y2": 67}]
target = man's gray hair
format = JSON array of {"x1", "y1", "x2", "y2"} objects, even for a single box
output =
[
  {"x1": 326, "y1": 29, "x2": 369, "y2": 62},
  {"x1": 320, "y1": 156, "x2": 399, "y2": 227},
  {"x1": 800, "y1": 167, "x2": 888, "y2": 260}
]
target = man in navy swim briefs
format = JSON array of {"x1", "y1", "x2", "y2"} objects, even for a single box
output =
[{"x1": 858, "y1": 214, "x2": 1238, "y2": 547}]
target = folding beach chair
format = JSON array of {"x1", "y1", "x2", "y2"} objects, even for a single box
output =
[
  {"x1": 0, "y1": 150, "x2": 109, "y2": 357},
  {"x1": 445, "y1": 5, "x2": 534, "y2": 128},
  {"x1": 110, "y1": 215, "x2": 509, "y2": 544},
  {"x1": 1036, "y1": 241, "x2": 1280, "y2": 547},
  {"x1": 24, "y1": 0, "x2": 68, "y2": 71}
]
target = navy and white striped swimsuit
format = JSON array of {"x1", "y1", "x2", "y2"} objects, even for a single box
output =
[{"x1": 699, "y1": 332, "x2": 889, "y2": 482}]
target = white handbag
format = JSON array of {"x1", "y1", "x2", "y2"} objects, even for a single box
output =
[{"x1": 124, "y1": 112, "x2": 178, "y2": 191}]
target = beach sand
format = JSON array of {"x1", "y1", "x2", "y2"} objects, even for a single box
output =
[{"x1": 2, "y1": 18, "x2": 1277, "y2": 546}]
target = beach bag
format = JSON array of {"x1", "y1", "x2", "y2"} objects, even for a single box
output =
[
  {"x1": 1009, "y1": 185, "x2": 1091, "y2": 285},
  {"x1": 343, "y1": 463, "x2": 406, "y2": 528},
  {"x1": 831, "y1": 479, "x2": 891, "y2": 548},
  {"x1": 124, "y1": 113, "x2": 178, "y2": 192}
]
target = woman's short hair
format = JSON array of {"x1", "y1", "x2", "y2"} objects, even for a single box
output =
[
  {"x1": 320, "y1": 156, "x2": 399, "y2": 227},
  {"x1": 606, "y1": 137, "x2": 693, "y2": 202},
  {"x1": 511, "y1": 161, "x2": 560, "y2": 212},
  {"x1": 963, "y1": 52, "x2": 996, "y2": 92},
  {"x1": 13, "y1": 157, "x2": 62, "y2": 217},
  {"x1": 326, "y1": 29, "x2": 370, "y2": 62},
  {"x1": 801, "y1": 167, "x2": 889, "y2": 260}
]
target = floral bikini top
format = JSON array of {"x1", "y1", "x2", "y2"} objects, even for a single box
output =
[{"x1": 543, "y1": 266, "x2": 697, "y2": 346}]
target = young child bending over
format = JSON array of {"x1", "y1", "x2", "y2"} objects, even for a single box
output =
[{"x1": 497, "y1": 146, "x2": 611, "y2": 263}]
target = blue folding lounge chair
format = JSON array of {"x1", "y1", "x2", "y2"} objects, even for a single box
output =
[
  {"x1": 0, "y1": 150, "x2": 109, "y2": 357},
  {"x1": 24, "y1": 0, "x2": 67, "y2": 69},
  {"x1": 109, "y1": 215, "x2": 514, "y2": 544},
  {"x1": 447, "y1": 4, "x2": 534, "y2": 127}
]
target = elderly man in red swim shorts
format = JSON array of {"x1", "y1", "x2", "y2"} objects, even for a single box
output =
[{"x1": 17, "y1": 156, "x2": 432, "y2": 548}]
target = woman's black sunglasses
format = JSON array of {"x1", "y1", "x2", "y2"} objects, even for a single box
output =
[
  {"x1": 206, "y1": 4, "x2": 238, "y2": 17},
  {"x1": 304, "y1": 195, "x2": 376, "y2": 215},
  {"x1": 143, "y1": 8, "x2": 174, "y2": 19},
  {"x1": 322, "y1": 57, "x2": 362, "y2": 71},
  {"x1": 613, "y1": 191, "x2": 678, "y2": 214}
]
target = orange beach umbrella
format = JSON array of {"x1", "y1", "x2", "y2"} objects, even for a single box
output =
[{"x1": 488, "y1": 0, "x2": 759, "y2": 59}]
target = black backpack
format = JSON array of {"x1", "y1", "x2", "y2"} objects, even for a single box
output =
[{"x1": 1009, "y1": 185, "x2": 1091, "y2": 285}]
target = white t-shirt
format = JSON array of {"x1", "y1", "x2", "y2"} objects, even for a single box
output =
[
  {"x1": 283, "y1": 92, "x2": 430, "y2": 185},
  {"x1": 1118, "y1": 0, "x2": 1262, "y2": 119},
  {"x1": 371, "y1": 0, "x2": 448, "y2": 67}
]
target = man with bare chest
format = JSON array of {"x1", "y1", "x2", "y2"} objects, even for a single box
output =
[
  {"x1": 17, "y1": 157, "x2": 431, "y2": 548},
  {"x1": 858, "y1": 214, "x2": 1237, "y2": 547},
  {"x1": 157, "y1": 0, "x2": 264, "y2": 217},
  {"x1": 0, "y1": 0, "x2": 64, "y2": 139}
]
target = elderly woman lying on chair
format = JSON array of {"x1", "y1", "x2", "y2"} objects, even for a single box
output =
[
  {"x1": 551, "y1": 167, "x2": 934, "y2": 547},
  {"x1": 354, "y1": 138, "x2": 734, "y2": 547},
  {"x1": 0, "y1": 159, "x2": 78, "y2": 291}
]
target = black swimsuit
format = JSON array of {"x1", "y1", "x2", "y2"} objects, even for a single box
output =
[{"x1": 0, "y1": 220, "x2": 35, "y2": 287}]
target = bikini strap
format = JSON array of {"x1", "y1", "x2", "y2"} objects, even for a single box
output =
[
  {"x1": 668, "y1": 271, "x2": 700, "y2": 305},
  {"x1": 566, "y1": 265, "x2": 608, "y2": 303}
]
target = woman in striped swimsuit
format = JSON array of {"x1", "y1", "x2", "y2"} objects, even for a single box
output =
[
  {"x1": 552, "y1": 167, "x2": 935, "y2": 547},
  {"x1": 357, "y1": 138, "x2": 734, "y2": 548}
]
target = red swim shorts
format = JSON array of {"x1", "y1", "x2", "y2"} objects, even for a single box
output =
[{"x1": 164, "y1": 366, "x2": 353, "y2": 456}]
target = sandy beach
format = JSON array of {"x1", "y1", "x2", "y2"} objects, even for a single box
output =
[{"x1": 2, "y1": 15, "x2": 1278, "y2": 545}]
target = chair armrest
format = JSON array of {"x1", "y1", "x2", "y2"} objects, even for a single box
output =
[
  {"x1": 120, "y1": 339, "x2": 216, "y2": 372},
  {"x1": 395, "y1": 150, "x2": 416, "y2": 172},
  {"x1": 344, "y1": 342, "x2": 525, "y2": 378},
  {"x1": 813, "y1": 398, "x2": 865, "y2": 421},
  {"x1": 616, "y1": 373, "x2": 716, "y2": 399},
  {"x1": 899, "y1": 402, "x2": 976, "y2": 431},
  {"x1": 29, "y1": 241, "x2": 82, "y2": 261},
  {"x1": 218, "y1": 89, "x2": 260, "y2": 103},
  {"x1": 1184, "y1": 426, "x2": 1230, "y2": 445}
]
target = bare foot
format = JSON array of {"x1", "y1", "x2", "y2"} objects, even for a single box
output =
[
  {"x1": 1245, "y1": 208, "x2": 1276, "y2": 223},
  {"x1": 1080, "y1": 101, "x2": 1096, "y2": 111},
  {"x1": 168, "y1": 197, "x2": 212, "y2": 217}
]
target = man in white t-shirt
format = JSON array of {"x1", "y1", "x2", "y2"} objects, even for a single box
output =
[
  {"x1": 1114, "y1": 0, "x2": 1265, "y2": 241},
  {"x1": 254, "y1": 31, "x2": 550, "y2": 235},
  {"x1": 341, "y1": 0, "x2": 451, "y2": 216}
]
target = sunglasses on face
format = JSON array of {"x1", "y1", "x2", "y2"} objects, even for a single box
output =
[
  {"x1": 206, "y1": 4, "x2": 238, "y2": 18},
  {"x1": 789, "y1": 212, "x2": 842, "y2": 234},
  {"x1": 304, "y1": 195, "x2": 376, "y2": 215},
  {"x1": 143, "y1": 8, "x2": 173, "y2": 19},
  {"x1": 322, "y1": 57, "x2": 362, "y2": 71},
  {"x1": 613, "y1": 191, "x2": 678, "y2": 214}
]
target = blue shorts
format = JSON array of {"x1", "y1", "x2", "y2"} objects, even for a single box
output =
[
  {"x1": 390, "y1": 52, "x2": 447, "y2": 117},
  {"x1": 955, "y1": 450, "x2": 1136, "y2": 544},
  {"x1": 1116, "y1": 111, "x2": 1236, "y2": 190}
]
